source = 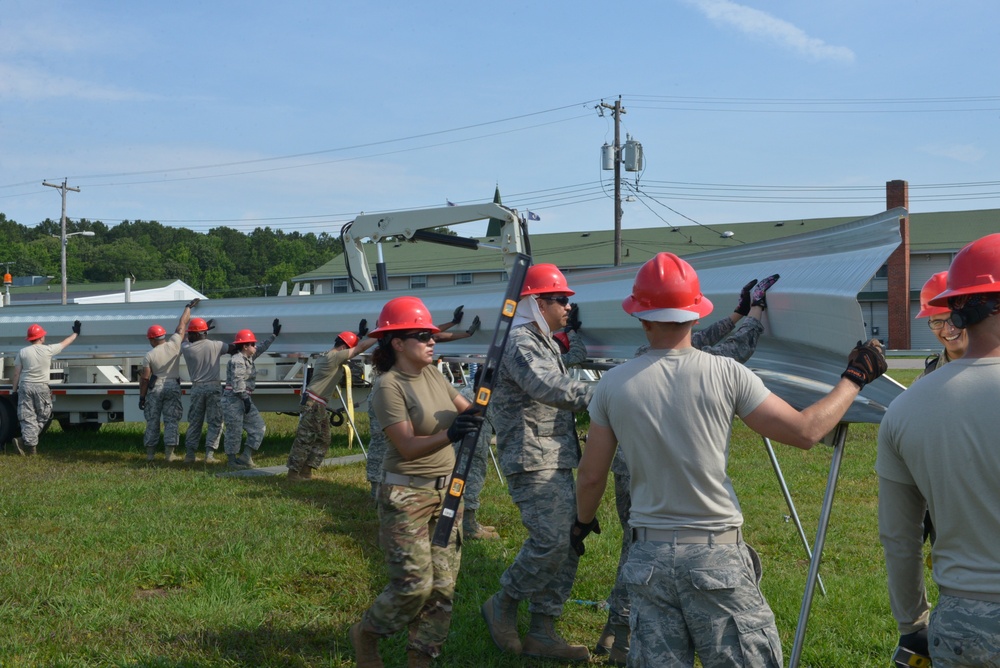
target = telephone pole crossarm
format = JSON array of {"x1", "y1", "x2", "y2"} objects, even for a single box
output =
[{"x1": 599, "y1": 98, "x2": 627, "y2": 266}]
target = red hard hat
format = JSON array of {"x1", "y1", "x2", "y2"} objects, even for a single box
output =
[
  {"x1": 233, "y1": 329, "x2": 257, "y2": 345},
  {"x1": 622, "y1": 252, "x2": 713, "y2": 322},
  {"x1": 147, "y1": 324, "x2": 167, "y2": 339},
  {"x1": 369, "y1": 296, "x2": 441, "y2": 339},
  {"x1": 521, "y1": 263, "x2": 575, "y2": 298},
  {"x1": 929, "y1": 233, "x2": 1000, "y2": 306},
  {"x1": 26, "y1": 324, "x2": 46, "y2": 341},
  {"x1": 336, "y1": 331, "x2": 359, "y2": 348},
  {"x1": 188, "y1": 317, "x2": 209, "y2": 333},
  {"x1": 916, "y1": 272, "x2": 950, "y2": 318}
]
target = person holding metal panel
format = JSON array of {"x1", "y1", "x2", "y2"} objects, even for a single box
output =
[
  {"x1": 9, "y1": 320, "x2": 81, "y2": 455},
  {"x1": 139, "y1": 299, "x2": 198, "y2": 462},
  {"x1": 349, "y1": 296, "x2": 482, "y2": 668},
  {"x1": 595, "y1": 273, "x2": 779, "y2": 664},
  {"x1": 574, "y1": 252, "x2": 886, "y2": 667},
  {"x1": 222, "y1": 318, "x2": 281, "y2": 470},
  {"x1": 286, "y1": 320, "x2": 377, "y2": 481},
  {"x1": 181, "y1": 316, "x2": 235, "y2": 463},
  {"x1": 915, "y1": 270, "x2": 969, "y2": 381},
  {"x1": 481, "y1": 263, "x2": 592, "y2": 663},
  {"x1": 878, "y1": 233, "x2": 1000, "y2": 667}
]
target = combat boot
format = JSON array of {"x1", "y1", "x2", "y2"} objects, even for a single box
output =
[
  {"x1": 227, "y1": 453, "x2": 251, "y2": 470},
  {"x1": 205, "y1": 449, "x2": 218, "y2": 463},
  {"x1": 607, "y1": 623, "x2": 630, "y2": 666},
  {"x1": 9, "y1": 437, "x2": 25, "y2": 456},
  {"x1": 184, "y1": 449, "x2": 197, "y2": 464},
  {"x1": 463, "y1": 509, "x2": 499, "y2": 540},
  {"x1": 146, "y1": 447, "x2": 157, "y2": 462},
  {"x1": 522, "y1": 613, "x2": 590, "y2": 662},
  {"x1": 594, "y1": 619, "x2": 614, "y2": 655},
  {"x1": 482, "y1": 590, "x2": 521, "y2": 654},
  {"x1": 234, "y1": 449, "x2": 255, "y2": 468},
  {"x1": 298, "y1": 465, "x2": 313, "y2": 479},
  {"x1": 349, "y1": 619, "x2": 383, "y2": 668},
  {"x1": 24, "y1": 443, "x2": 37, "y2": 456},
  {"x1": 164, "y1": 447, "x2": 178, "y2": 462},
  {"x1": 407, "y1": 648, "x2": 433, "y2": 667}
]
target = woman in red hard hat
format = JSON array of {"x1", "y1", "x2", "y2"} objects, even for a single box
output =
[
  {"x1": 914, "y1": 271, "x2": 968, "y2": 380},
  {"x1": 222, "y1": 318, "x2": 281, "y2": 469},
  {"x1": 349, "y1": 296, "x2": 482, "y2": 667}
]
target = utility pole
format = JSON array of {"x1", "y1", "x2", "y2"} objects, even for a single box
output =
[
  {"x1": 43, "y1": 179, "x2": 81, "y2": 305},
  {"x1": 600, "y1": 97, "x2": 626, "y2": 265}
]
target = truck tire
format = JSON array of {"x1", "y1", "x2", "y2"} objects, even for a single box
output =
[{"x1": 0, "y1": 397, "x2": 18, "y2": 445}]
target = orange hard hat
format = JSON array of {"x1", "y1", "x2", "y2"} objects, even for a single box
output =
[
  {"x1": 622, "y1": 252, "x2": 713, "y2": 322},
  {"x1": 916, "y1": 272, "x2": 950, "y2": 318},
  {"x1": 26, "y1": 324, "x2": 46, "y2": 341},
  {"x1": 233, "y1": 329, "x2": 257, "y2": 345},
  {"x1": 336, "y1": 331, "x2": 359, "y2": 348},
  {"x1": 369, "y1": 296, "x2": 441, "y2": 339},
  {"x1": 147, "y1": 325, "x2": 167, "y2": 339},
  {"x1": 521, "y1": 263, "x2": 575, "y2": 298},
  {"x1": 929, "y1": 233, "x2": 1000, "y2": 306},
  {"x1": 188, "y1": 317, "x2": 209, "y2": 333}
]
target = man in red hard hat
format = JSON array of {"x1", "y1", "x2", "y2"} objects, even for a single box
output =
[
  {"x1": 575, "y1": 252, "x2": 886, "y2": 667},
  {"x1": 913, "y1": 271, "x2": 968, "y2": 381},
  {"x1": 482, "y1": 262, "x2": 593, "y2": 662},
  {"x1": 286, "y1": 320, "x2": 377, "y2": 481},
  {"x1": 181, "y1": 314, "x2": 236, "y2": 464},
  {"x1": 878, "y1": 233, "x2": 1000, "y2": 666},
  {"x1": 9, "y1": 319, "x2": 81, "y2": 455},
  {"x1": 139, "y1": 299, "x2": 198, "y2": 462}
]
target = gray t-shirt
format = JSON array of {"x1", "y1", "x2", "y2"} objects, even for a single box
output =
[
  {"x1": 589, "y1": 346, "x2": 770, "y2": 532},
  {"x1": 182, "y1": 338, "x2": 227, "y2": 384}
]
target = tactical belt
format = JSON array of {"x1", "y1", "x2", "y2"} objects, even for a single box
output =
[
  {"x1": 632, "y1": 527, "x2": 742, "y2": 545},
  {"x1": 382, "y1": 471, "x2": 451, "y2": 490},
  {"x1": 304, "y1": 390, "x2": 328, "y2": 406},
  {"x1": 940, "y1": 586, "x2": 1000, "y2": 604}
]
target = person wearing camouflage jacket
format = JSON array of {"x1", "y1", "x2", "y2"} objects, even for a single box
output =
[{"x1": 222, "y1": 320, "x2": 279, "y2": 469}]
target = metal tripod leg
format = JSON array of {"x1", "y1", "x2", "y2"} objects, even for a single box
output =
[
  {"x1": 763, "y1": 436, "x2": 827, "y2": 597},
  {"x1": 788, "y1": 422, "x2": 850, "y2": 668},
  {"x1": 333, "y1": 384, "x2": 368, "y2": 458}
]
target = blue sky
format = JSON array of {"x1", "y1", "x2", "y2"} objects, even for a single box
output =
[{"x1": 2, "y1": 1, "x2": 998, "y2": 239}]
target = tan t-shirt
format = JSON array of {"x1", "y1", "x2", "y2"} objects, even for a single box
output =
[
  {"x1": 371, "y1": 365, "x2": 459, "y2": 478},
  {"x1": 143, "y1": 332, "x2": 184, "y2": 379},
  {"x1": 306, "y1": 347, "x2": 352, "y2": 404},
  {"x1": 14, "y1": 343, "x2": 65, "y2": 385}
]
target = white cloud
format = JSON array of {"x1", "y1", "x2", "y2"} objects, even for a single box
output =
[
  {"x1": 0, "y1": 62, "x2": 155, "y2": 102},
  {"x1": 684, "y1": 0, "x2": 855, "y2": 63},
  {"x1": 920, "y1": 143, "x2": 986, "y2": 164}
]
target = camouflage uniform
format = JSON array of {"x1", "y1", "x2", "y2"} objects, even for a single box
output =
[
  {"x1": 492, "y1": 323, "x2": 592, "y2": 616},
  {"x1": 13, "y1": 342, "x2": 66, "y2": 450},
  {"x1": 286, "y1": 348, "x2": 351, "y2": 472},
  {"x1": 222, "y1": 334, "x2": 275, "y2": 456},
  {"x1": 365, "y1": 396, "x2": 389, "y2": 495},
  {"x1": 607, "y1": 315, "x2": 764, "y2": 628},
  {"x1": 928, "y1": 595, "x2": 1000, "y2": 666},
  {"x1": 142, "y1": 331, "x2": 185, "y2": 453},
  {"x1": 182, "y1": 338, "x2": 229, "y2": 457},
  {"x1": 456, "y1": 385, "x2": 492, "y2": 511}
]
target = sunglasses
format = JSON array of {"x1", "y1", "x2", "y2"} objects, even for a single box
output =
[
  {"x1": 399, "y1": 331, "x2": 435, "y2": 343},
  {"x1": 537, "y1": 295, "x2": 570, "y2": 306}
]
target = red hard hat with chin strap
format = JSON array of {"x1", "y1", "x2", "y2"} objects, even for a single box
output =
[
  {"x1": 26, "y1": 324, "x2": 46, "y2": 341},
  {"x1": 233, "y1": 329, "x2": 257, "y2": 345},
  {"x1": 369, "y1": 296, "x2": 440, "y2": 339},
  {"x1": 521, "y1": 263, "x2": 575, "y2": 298},
  {"x1": 147, "y1": 324, "x2": 167, "y2": 339},
  {"x1": 622, "y1": 252, "x2": 713, "y2": 322}
]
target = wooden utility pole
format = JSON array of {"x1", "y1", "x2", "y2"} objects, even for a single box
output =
[
  {"x1": 43, "y1": 179, "x2": 81, "y2": 305},
  {"x1": 600, "y1": 97, "x2": 626, "y2": 265}
]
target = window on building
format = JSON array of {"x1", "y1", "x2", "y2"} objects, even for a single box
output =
[
  {"x1": 410, "y1": 275, "x2": 428, "y2": 290},
  {"x1": 333, "y1": 277, "x2": 349, "y2": 294},
  {"x1": 875, "y1": 264, "x2": 889, "y2": 278},
  {"x1": 455, "y1": 272, "x2": 473, "y2": 286}
]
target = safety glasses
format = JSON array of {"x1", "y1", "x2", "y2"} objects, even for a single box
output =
[
  {"x1": 537, "y1": 295, "x2": 570, "y2": 306},
  {"x1": 399, "y1": 331, "x2": 435, "y2": 343}
]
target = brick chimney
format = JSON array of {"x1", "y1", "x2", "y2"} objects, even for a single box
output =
[{"x1": 886, "y1": 180, "x2": 910, "y2": 349}]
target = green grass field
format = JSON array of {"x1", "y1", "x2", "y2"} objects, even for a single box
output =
[{"x1": 0, "y1": 370, "x2": 926, "y2": 667}]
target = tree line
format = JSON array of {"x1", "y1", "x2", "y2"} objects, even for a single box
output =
[{"x1": 0, "y1": 213, "x2": 342, "y2": 299}]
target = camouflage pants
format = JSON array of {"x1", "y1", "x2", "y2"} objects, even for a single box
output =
[
  {"x1": 607, "y1": 470, "x2": 633, "y2": 627},
  {"x1": 221, "y1": 393, "x2": 265, "y2": 455},
  {"x1": 144, "y1": 380, "x2": 183, "y2": 450},
  {"x1": 286, "y1": 400, "x2": 330, "y2": 470},
  {"x1": 185, "y1": 382, "x2": 223, "y2": 453},
  {"x1": 451, "y1": 424, "x2": 491, "y2": 511},
  {"x1": 622, "y1": 539, "x2": 781, "y2": 667},
  {"x1": 500, "y1": 468, "x2": 579, "y2": 617},
  {"x1": 366, "y1": 402, "x2": 388, "y2": 485},
  {"x1": 363, "y1": 482, "x2": 463, "y2": 657},
  {"x1": 17, "y1": 383, "x2": 52, "y2": 448},
  {"x1": 929, "y1": 594, "x2": 1000, "y2": 666}
]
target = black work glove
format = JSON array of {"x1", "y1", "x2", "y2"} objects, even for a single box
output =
[
  {"x1": 272, "y1": 319, "x2": 281, "y2": 336},
  {"x1": 452, "y1": 305, "x2": 464, "y2": 326},
  {"x1": 186, "y1": 298, "x2": 200, "y2": 309},
  {"x1": 735, "y1": 279, "x2": 758, "y2": 317},
  {"x1": 841, "y1": 339, "x2": 888, "y2": 389},
  {"x1": 446, "y1": 408, "x2": 484, "y2": 443},
  {"x1": 357, "y1": 318, "x2": 369, "y2": 338},
  {"x1": 570, "y1": 516, "x2": 602, "y2": 556},
  {"x1": 10, "y1": 391, "x2": 18, "y2": 404},
  {"x1": 138, "y1": 396, "x2": 146, "y2": 411},
  {"x1": 206, "y1": 318, "x2": 216, "y2": 331},
  {"x1": 566, "y1": 303, "x2": 582, "y2": 332},
  {"x1": 750, "y1": 274, "x2": 780, "y2": 308},
  {"x1": 243, "y1": 396, "x2": 252, "y2": 414},
  {"x1": 72, "y1": 320, "x2": 82, "y2": 335},
  {"x1": 898, "y1": 629, "x2": 929, "y2": 659},
  {"x1": 466, "y1": 315, "x2": 481, "y2": 336}
]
